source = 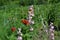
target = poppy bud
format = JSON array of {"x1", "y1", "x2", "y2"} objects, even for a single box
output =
[{"x1": 11, "y1": 27, "x2": 16, "y2": 32}]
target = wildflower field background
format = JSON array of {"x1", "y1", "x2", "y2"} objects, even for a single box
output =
[{"x1": 0, "y1": 0, "x2": 60, "y2": 40}]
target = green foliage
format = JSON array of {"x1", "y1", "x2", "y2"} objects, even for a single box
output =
[
  {"x1": 1, "y1": 0, "x2": 60, "y2": 6},
  {"x1": 0, "y1": 0, "x2": 60, "y2": 40}
]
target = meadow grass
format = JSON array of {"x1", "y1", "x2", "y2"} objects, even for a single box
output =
[{"x1": 0, "y1": 4, "x2": 60, "y2": 40}]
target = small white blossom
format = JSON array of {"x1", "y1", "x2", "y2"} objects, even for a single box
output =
[
  {"x1": 51, "y1": 26, "x2": 54, "y2": 29},
  {"x1": 50, "y1": 29, "x2": 53, "y2": 31},
  {"x1": 29, "y1": 8, "x2": 33, "y2": 11},
  {"x1": 29, "y1": 16, "x2": 32, "y2": 19},
  {"x1": 17, "y1": 28, "x2": 23, "y2": 36},
  {"x1": 31, "y1": 14, "x2": 34, "y2": 16},
  {"x1": 17, "y1": 28, "x2": 21, "y2": 34},
  {"x1": 31, "y1": 21, "x2": 34, "y2": 24},
  {"x1": 28, "y1": 12, "x2": 34, "y2": 17},
  {"x1": 51, "y1": 33, "x2": 54, "y2": 36},
  {"x1": 30, "y1": 27, "x2": 34, "y2": 31},
  {"x1": 28, "y1": 20, "x2": 31, "y2": 23},
  {"x1": 49, "y1": 22, "x2": 54, "y2": 40},
  {"x1": 50, "y1": 22, "x2": 53, "y2": 26},
  {"x1": 17, "y1": 36, "x2": 22, "y2": 40},
  {"x1": 28, "y1": 11, "x2": 31, "y2": 14},
  {"x1": 51, "y1": 23, "x2": 53, "y2": 25},
  {"x1": 20, "y1": 33, "x2": 23, "y2": 36},
  {"x1": 52, "y1": 37, "x2": 54, "y2": 40}
]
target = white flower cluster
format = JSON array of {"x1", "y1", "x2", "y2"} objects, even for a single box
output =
[
  {"x1": 49, "y1": 22, "x2": 54, "y2": 40},
  {"x1": 30, "y1": 27, "x2": 34, "y2": 31},
  {"x1": 27, "y1": 5, "x2": 34, "y2": 31},
  {"x1": 17, "y1": 28, "x2": 22, "y2": 40},
  {"x1": 27, "y1": 5, "x2": 34, "y2": 25}
]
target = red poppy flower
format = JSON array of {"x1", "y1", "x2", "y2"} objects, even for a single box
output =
[
  {"x1": 11, "y1": 27, "x2": 16, "y2": 32},
  {"x1": 22, "y1": 19, "x2": 30, "y2": 25}
]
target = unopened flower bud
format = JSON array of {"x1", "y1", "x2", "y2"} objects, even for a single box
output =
[
  {"x1": 31, "y1": 21, "x2": 34, "y2": 24},
  {"x1": 30, "y1": 27, "x2": 34, "y2": 31},
  {"x1": 20, "y1": 33, "x2": 23, "y2": 36},
  {"x1": 50, "y1": 23, "x2": 53, "y2": 26}
]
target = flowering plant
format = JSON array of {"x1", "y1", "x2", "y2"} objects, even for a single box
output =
[
  {"x1": 11, "y1": 27, "x2": 16, "y2": 32},
  {"x1": 21, "y1": 19, "x2": 30, "y2": 26}
]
